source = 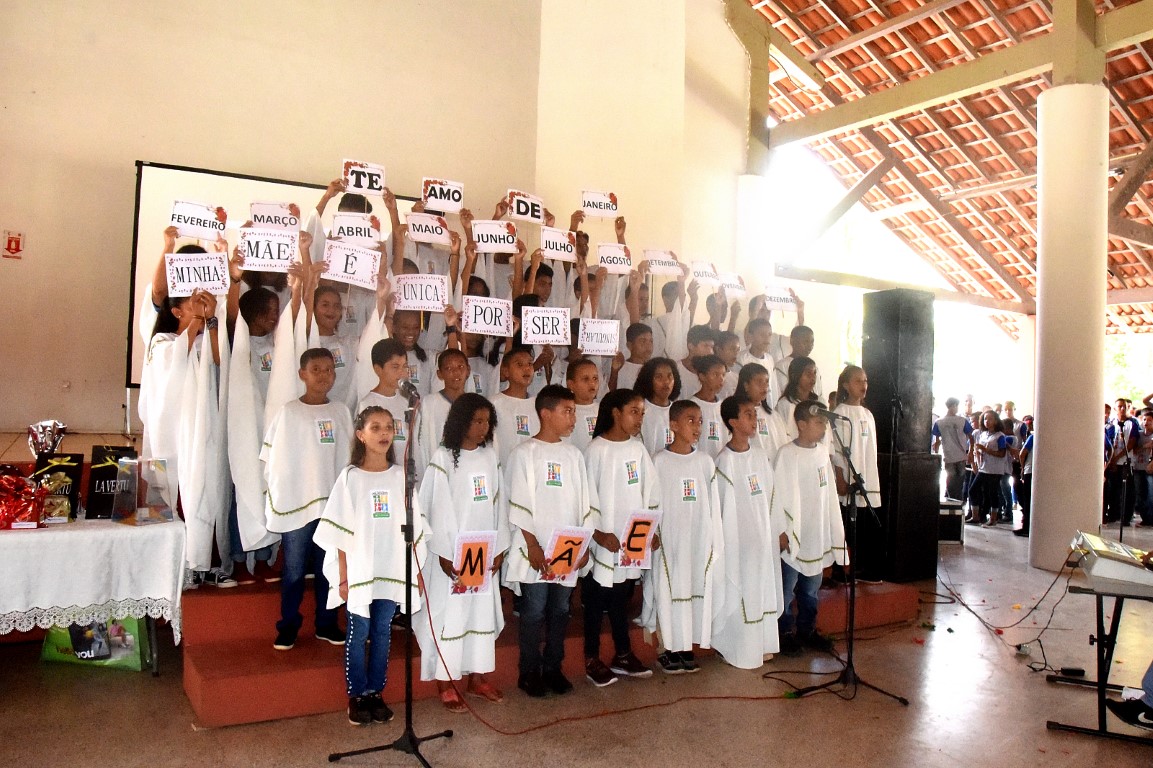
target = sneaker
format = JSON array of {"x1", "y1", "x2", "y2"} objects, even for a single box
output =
[
  {"x1": 273, "y1": 627, "x2": 297, "y2": 651},
  {"x1": 198, "y1": 569, "x2": 239, "y2": 588},
  {"x1": 316, "y1": 625, "x2": 346, "y2": 646},
  {"x1": 367, "y1": 693, "x2": 394, "y2": 722},
  {"x1": 517, "y1": 670, "x2": 548, "y2": 698},
  {"x1": 1106, "y1": 697, "x2": 1153, "y2": 731},
  {"x1": 231, "y1": 563, "x2": 257, "y2": 586},
  {"x1": 779, "y1": 633, "x2": 803, "y2": 656},
  {"x1": 347, "y1": 696, "x2": 372, "y2": 726},
  {"x1": 657, "y1": 651, "x2": 686, "y2": 675},
  {"x1": 802, "y1": 631, "x2": 836, "y2": 653},
  {"x1": 585, "y1": 657, "x2": 618, "y2": 687},
  {"x1": 252, "y1": 559, "x2": 281, "y2": 583},
  {"x1": 610, "y1": 652, "x2": 652, "y2": 678},
  {"x1": 677, "y1": 651, "x2": 700, "y2": 674},
  {"x1": 543, "y1": 669, "x2": 573, "y2": 695}
]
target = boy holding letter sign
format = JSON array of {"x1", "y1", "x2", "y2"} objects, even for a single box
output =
[
  {"x1": 581, "y1": 190, "x2": 619, "y2": 217},
  {"x1": 342, "y1": 159, "x2": 386, "y2": 194},
  {"x1": 504, "y1": 385, "x2": 599, "y2": 698},
  {"x1": 238, "y1": 228, "x2": 298, "y2": 273},
  {"x1": 422, "y1": 178, "x2": 465, "y2": 215},
  {"x1": 321, "y1": 240, "x2": 380, "y2": 291},
  {"x1": 578, "y1": 318, "x2": 620, "y2": 356}
]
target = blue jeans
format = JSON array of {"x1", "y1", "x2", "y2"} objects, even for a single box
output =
[
  {"x1": 346, "y1": 599, "x2": 397, "y2": 697},
  {"x1": 778, "y1": 562, "x2": 823, "y2": 637},
  {"x1": 1134, "y1": 470, "x2": 1152, "y2": 525},
  {"x1": 1143, "y1": 658, "x2": 1153, "y2": 707},
  {"x1": 227, "y1": 487, "x2": 274, "y2": 563},
  {"x1": 277, "y1": 519, "x2": 338, "y2": 634},
  {"x1": 518, "y1": 582, "x2": 573, "y2": 677}
]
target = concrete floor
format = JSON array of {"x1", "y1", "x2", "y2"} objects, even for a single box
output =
[{"x1": 2, "y1": 522, "x2": 1151, "y2": 768}]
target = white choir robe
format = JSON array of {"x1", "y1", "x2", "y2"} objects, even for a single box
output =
[
  {"x1": 584, "y1": 437, "x2": 661, "y2": 587},
  {"x1": 490, "y1": 392, "x2": 539, "y2": 468},
  {"x1": 692, "y1": 396, "x2": 726, "y2": 460},
  {"x1": 415, "y1": 446, "x2": 509, "y2": 681},
  {"x1": 829, "y1": 403, "x2": 882, "y2": 508},
  {"x1": 641, "y1": 449, "x2": 724, "y2": 652},
  {"x1": 753, "y1": 405, "x2": 790, "y2": 463},
  {"x1": 712, "y1": 446, "x2": 783, "y2": 668},
  {"x1": 415, "y1": 390, "x2": 456, "y2": 481},
  {"x1": 640, "y1": 401, "x2": 673, "y2": 457},
  {"x1": 772, "y1": 442, "x2": 848, "y2": 578},
  {"x1": 564, "y1": 401, "x2": 600, "y2": 455}
]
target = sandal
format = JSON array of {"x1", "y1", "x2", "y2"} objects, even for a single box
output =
[
  {"x1": 438, "y1": 686, "x2": 468, "y2": 713},
  {"x1": 466, "y1": 678, "x2": 505, "y2": 703}
]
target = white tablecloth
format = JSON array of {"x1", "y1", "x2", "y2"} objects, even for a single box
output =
[{"x1": 0, "y1": 520, "x2": 186, "y2": 644}]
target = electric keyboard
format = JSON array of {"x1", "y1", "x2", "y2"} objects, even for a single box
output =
[{"x1": 1071, "y1": 531, "x2": 1153, "y2": 598}]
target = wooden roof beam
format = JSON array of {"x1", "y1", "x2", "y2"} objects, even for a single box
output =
[
  {"x1": 1110, "y1": 216, "x2": 1153, "y2": 250},
  {"x1": 1108, "y1": 286, "x2": 1153, "y2": 305},
  {"x1": 1108, "y1": 140, "x2": 1153, "y2": 218},
  {"x1": 810, "y1": 159, "x2": 894, "y2": 240},
  {"x1": 806, "y1": 0, "x2": 972, "y2": 63},
  {"x1": 1096, "y1": 0, "x2": 1153, "y2": 52}
]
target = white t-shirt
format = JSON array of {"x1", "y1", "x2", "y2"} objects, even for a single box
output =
[{"x1": 616, "y1": 360, "x2": 643, "y2": 391}]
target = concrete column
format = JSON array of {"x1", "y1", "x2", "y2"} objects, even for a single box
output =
[{"x1": 1030, "y1": 83, "x2": 1109, "y2": 569}]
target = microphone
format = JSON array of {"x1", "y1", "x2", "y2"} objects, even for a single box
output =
[
  {"x1": 808, "y1": 403, "x2": 850, "y2": 422},
  {"x1": 398, "y1": 378, "x2": 421, "y2": 403}
]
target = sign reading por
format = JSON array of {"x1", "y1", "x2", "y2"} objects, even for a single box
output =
[
  {"x1": 471, "y1": 219, "x2": 519, "y2": 254},
  {"x1": 596, "y1": 243, "x2": 632, "y2": 275},
  {"x1": 690, "y1": 261, "x2": 720, "y2": 287},
  {"x1": 165, "y1": 251, "x2": 229, "y2": 297},
  {"x1": 250, "y1": 201, "x2": 299, "y2": 230},
  {"x1": 405, "y1": 212, "x2": 452, "y2": 246},
  {"x1": 521, "y1": 306, "x2": 571, "y2": 346},
  {"x1": 507, "y1": 189, "x2": 545, "y2": 224},
  {"x1": 643, "y1": 250, "x2": 682, "y2": 276},
  {"x1": 453, "y1": 530, "x2": 498, "y2": 594},
  {"x1": 718, "y1": 272, "x2": 747, "y2": 298},
  {"x1": 540, "y1": 226, "x2": 577, "y2": 262},
  {"x1": 331, "y1": 213, "x2": 382, "y2": 248},
  {"x1": 321, "y1": 240, "x2": 380, "y2": 291},
  {"x1": 578, "y1": 318, "x2": 620, "y2": 356},
  {"x1": 421, "y1": 177, "x2": 464, "y2": 214},
  {"x1": 342, "y1": 159, "x2": 386, "y2": 195},
  {"x1": 541, "y1": 526, "x2": 593, "y2": 587},
  {"x1": 581, "y1": 190, "x2": 619, "y2": 217},
  {"x1": 170, "y1": 200, "x2": 228, "y2": 240},
  {"x1": 461, "y1": 295, "x2": 513, "y2": 337},
  {"x1": 394, "y1": 273, "x2": 449, "y2": 312},
  {"x1": 238, "y1": 228, "x2": 298, "y2": 274},
  {"x1": 617, "y1": 510, "x2": 662, "y2": 569}
]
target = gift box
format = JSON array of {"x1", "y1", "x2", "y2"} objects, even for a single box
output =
[
  {"x1": 33, "y1": 453, "x2": 85, "y2": 523},
  {"x1": 86, "y1": 446, "x2": 137, "y2": 519},
  {"x1": 0, "y1": 465, "x2": 48, "y2": 530},
  {"x1": 112, "y1": 458, "x2": 174, "y2": 525}
]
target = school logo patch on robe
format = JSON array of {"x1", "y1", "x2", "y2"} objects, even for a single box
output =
[
  {"x1": 372, "y1": 490, "x2": 390, "y2": 518},
  {"x1": 471, "y1": 474, "x2": 488, "y2": 501},
  {"x1": 331, "y1": 347, "x2": 345, "y2": 368},
  {"x1": 585, "y1": 415, "x2": 597, "y2": 436},
  {"x1": 817, "y1": 466, "x2": 828, "y2": 487},
  {"x1": 546, "y1": 462, "x2": 563, "y2": 487},
  {"x1": 707, "y1": 421, "x2": 720, "y2": 441},
  {"x1": 317, "y1": 419, "x2": 336, "y2": 444},
  {"x1": 625, "y1": 460, "x2": 639, "y2": 485},
  {"x1": 747, "y1": 473, "x2": 763, "y2": 496},
  {"x1": 394, "y1": 418, "x2": 407, "y2": 442},
  {"x1": 259, "y1": 351, "x2": 273, "y2": 372},
  {"x1": 516, "y1": 415, "x2": 531, "y2": 436},
  {"x1": 682, "y1": 478, "x2": 697, "y2": 501},
  {"x1": 758, "y1": 417, "x2": 769, "y2": 436},
  {"x1": 860, "y1": 419, "x2": 870, "y2": 438},
  {"x1": 664, "y1": 428, "x2": 674, "y2": 447},
  {"x1": 471, "y1": 374, "x2": 484, "y2": 393}
]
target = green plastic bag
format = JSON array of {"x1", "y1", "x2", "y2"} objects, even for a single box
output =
[{"x1": 41, "y1": 617, "x2": 152, "y2": 672}]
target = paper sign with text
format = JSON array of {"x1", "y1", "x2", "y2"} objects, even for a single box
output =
[
  {"x1": 643, "y1": 250, "x2": 682, "y2": 276},
  {"x1": 617, "y1": 510, "x2": 663, "y2": 569},
  {"x1": 421, "y1": 177, "x2": 464, "y2": 214},
  {"x1": 507, "y1": 189, "x2": 545, "y2": 224},
  {"x1": 581, "y1": 190, "x2": 619, "y2": 218},
  {"x1": 453, "y1": 530, "x2": 498, "y2": 594},
  {"x1": 471, "y1": 219, "x2": 519, "y2": 254},
  {"x1": 540, "y1": 226, "x2": 577, "y2": 262},
  {"x1": 342, "y1": 159, "x2": 386, "y2": 195},
  {"x1": 394, "y1": 273, "x2": 449, "y2": 312},
  {"x1": 321, "y1": 240, "x2": 380, "y2": 291},
  {"x1": 578, "y1": 318, "x2": 620, "y2": 356},
  {"x1": 597, "y1": 243, "x2": 632, "y2": 275},
  {"x1": 761, "y1": 284, "x2": 797, "y2": 310},
  {"x1": 250, "y1": 201, "x2": 299, "y2": 230},
  {"x1": 718, "y1": 272, "x2": 747, "y2": 298},
  {"x1": 690, "y1": 261, "x2": 720, "y2": 287},
  {"x1": 541, "y1": 526, "x2": 593, "y2": 587},
  {"x1": 405, "y1": 212, "x2": 452, "y2": 246},
  {"x1": 461, "y1": 295, "x2": 513, "y2": 337},
  {"x1": 521, "y1": 306, "x2": 571, "y2": 346},
  {"x1": 238, "y1": 228, "x2": 298, "y2": 274},
  {"x1": 331, "y1": 213, "x2": 382, "y2": 248},
  {"x1": 171, "y1": 200, "x2": 228, "y2": 240},
  {"x1": 165, "y1": 252, "x2": 229, "y2": 297}
]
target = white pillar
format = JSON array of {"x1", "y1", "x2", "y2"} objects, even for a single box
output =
[{"x1": 1030, "y1": 84, "x2": 1108, "y2": 569}]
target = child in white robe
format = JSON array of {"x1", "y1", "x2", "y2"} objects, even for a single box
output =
[
  {"x1": 358, "y1": 339, "x2": 413, "y2": 467},
  {"x1": 414, "y1": 349, "x2": 470, "y2": 480},
  {"x1": 416, "y1": 394, "x2": 509, "y2": 712},
  {"x1": 315, "y1": 406, "x2": 425, "y2": 726},
  {"x1": 713, "y1": 395, "x2": 782, "y2": 669},
  {"x1": 305, "y1": 284, "x2": 358, "y2": 413},
  {"x1": 635, "y1": 357, "x2": 682, "y2": 457},
  {"x1": 830, "y1": 365, "x2": 882, "y2": 581},
  {"x1": 736, "y1": 363, "x2": 789, "y2": 463},
  {"x1": 565, "y1": 358, "x2": 602, "y2": 454},
  {"x1": 490, "y1": 347, "x2": 539, "y2": 466},
  {"x1": 689, "y1": 355, "x2": 727, "y2": 460}
]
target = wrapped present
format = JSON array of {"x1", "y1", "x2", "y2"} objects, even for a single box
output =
[
  {"x1": 27, "y1": 420, "x2": 66, "y2": 458},
  {"x1": 33, "y1": 453, "x2": 84, "y2": 523},
  {"x1": 0, "y1": 465, "x2": 48, "y2": 530},
  {"x1": 86, "y1": 446, "x2": 137, "y2": 520}
]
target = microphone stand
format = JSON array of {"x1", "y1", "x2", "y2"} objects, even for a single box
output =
[
  {"x1": 795, "y1": 417, "x2": 908, "y2": 706},
  {"x1": 330, "y1": 385, "x2": 453, "y2": 766}
]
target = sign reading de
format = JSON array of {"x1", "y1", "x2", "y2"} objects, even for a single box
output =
[
  {"x1": 404, "y1": 212, "x2": 452, "y2": 246},
  {"x1": 394, "y1": 274, "x2": 449, "y2": 312},
  {"x1": 342, "y1": 159, "x2": 386, "y2": 195},
  {"x1": 321, "y1": 240, "x2": 380, "y2": 291},
  {"x1": 238, "y1": 228, "x2": 298, "y2": 273},
  {"x1": 421, "y1": 177, "x2": 464, "y2": 214},
  {"x1": 521, "y1": 306, "x2": 571, "y2": 346},
  {"x1": 461, "y1": 295, "x2": 513, "y2": 336},
  {"x1": 470, "y1": 220, "x2": 519, "y2": 254},
  {"x1": 331, "y1": 213, "x2": 381, "y2": 248},
  {"x1": 170, "y1": 200, "x2": 228, "y2": 240},
  {"x1": 250, "y1": 201, "x2": 299, "y2": 230},
  {"x1": 540, "y1": 226, "x2": 577, "y2": 262},
  {"x1": 165, "y1": 251, "x2": 229, "y2": 297},
  {"x1": 578, "y1": 318, "x2": 620, "y2": 356},
  {"x1": 581, "y1": 190, "x2": 619, "y2": 217},
  {"x1": 597, "y1": 243, "x2": 632, "y2": 275},
  {"x1": 507, "y1": 189, "x2": 545, "y2": 224}
]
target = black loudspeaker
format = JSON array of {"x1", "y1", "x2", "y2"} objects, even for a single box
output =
[
  {"x1": 875, "y1": 453, "x2": 941, "y2": 582},
  {"x1": 862, "y1": 289, "x2": 934, "y2": 454}
]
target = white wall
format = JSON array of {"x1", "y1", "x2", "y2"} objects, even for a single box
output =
[{"x1": 0, "y1": 0, "x2": 542, "y2": 430}]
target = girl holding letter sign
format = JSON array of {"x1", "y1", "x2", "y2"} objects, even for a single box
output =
[{"x1": 416, "y1": 394, "x2": 509, "y2": 712}]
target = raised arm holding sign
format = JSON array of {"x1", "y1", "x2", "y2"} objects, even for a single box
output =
[
  {"x1": 171, "y1": 200, "x2": 228, "y2": 240},
  {"x1": 421, "y1": 177, "x2": 464, "y2": 214},
  {"x1": 342, "y1": 159, "x2": 386, "y2": 195},
  {"x1": 394, "y1": 273, "x2": 449, "y2": 312},
  {"x1": 237, "y1": 228, "x2": 298, "y2": 274}
]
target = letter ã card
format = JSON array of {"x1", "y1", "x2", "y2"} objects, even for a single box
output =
[
  {"x1": 690, "y1": 261, "x2": 720, "y2": 287},
  {"x1": 342, "y1": 159, "x2": 386, "y2": 194},
  {"x1": 170, "y1": 200, "x2": 228, "y2": 240},
  {"x1": 597, "y1": 243, "x2": 632, "y2": 275},
  {"x1": 331, "y1": 213, "x2": 382, "y2": 248},
  {"x1": 321, "y1": 240, "x2": 380, "y2": 291},
  {"x1": 617, "y1": 510, "x2": 662, "y2": 569},
  {"x1": 394, "y1": 273, "x2": 449, "y2": 312},
  {"x1": 643, "y1": 250, "x2": 682, "y2": 276},
  {"x1": 421, "y1": 177, "x2": 465, "y2": 214},
  {"x1": 238, "y1": 227, "x2": 298, "y2": 273},
  {"x1": 541, "y1": 526, "x2": 594, "y2": 586},
  {"x1": 540, "y1": 226, "x2": 577, "y2": 263},
  {"x1": 578, "y1": 318, "x2": 620, "y2": 356},
  {"x1": 165, "y1": 251, "x2": 229, "y2": 297},
  {"x1": 581, "y1": 190, "x2": 619, "y2": 217},
  {"x1": 718, "y1": 272, "x2": 747, "y2": 297},
  {"x1": 461, "y1": 295, "x2": 513, "y2": 337},
  {"x1": 471, "y1": 219, "x2": 519, "y2": 254},
  {"x1": 453, "y1": 530, "x2": 499, "y2": 594},
  {"x1": 507, "y1": 189, "x2": 546, "y2": 224},
  {"x1": 405, "y1": 212, "x2": 453, "y2": 246},
  {"x1": 250, "y1": 201, "x2": 299, "y2": 230},
  {"x1": 521, "y1": 306, "x2": 571, "y2": 346}
]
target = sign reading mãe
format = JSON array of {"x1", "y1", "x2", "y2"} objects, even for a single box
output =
[
  {"x1": 578, "y1": 318, "x2": 620, "y2": 356},
  {"x1": 321, "y1": 240, "x2": 380, "y2": 291},
  {"x1": 461, "y1": 295, "x2": 513, "y2": 336},
  {"x1": 596, "y1": 243, "x2": 632, "y2": 275},
  {"x1": 581, "y1": 190, "x2": 619, "y2": 217},
  {"x1": 238, "y1": 228, "x2": 298, "y2": 273},
  {"x1": 165, "y1": 251, "x2": 229, "y2": 297},
  {"x1": 250, "y1": 201, "x2": 299, "y2": 230},
  {"x1": 405, "y1": 212, "x2": 452, "y2": 246},
  {"x1": 421, "y1": 177, "x2": 464, "y2": 214},
  {"x1": 540, "y1": 226, "x2": 577, "y2": 263},
  {"x1": 521, "y1": 306, "x2": 571, "y2": 346},
  {"x1": 507, "y1": 189, "x2": 545, "y2": 224},
  {"x1": 170, "y1": 200, "x2": 227, "y2": 240},
  {"x1": 342, "y1": 159, "x2": 386, "y2": 194},
  {"x1": 394, "y1": 273, "x2": 449, "y2": 312},
  {"x1": 471, "y1": 220, "x2": 519, "y2": 254}
]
